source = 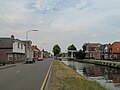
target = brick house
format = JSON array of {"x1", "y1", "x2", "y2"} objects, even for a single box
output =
[
  {"x1": 94, "y1": 44, "x2": 106, "y2": 60},
  {"x1": 43, "y1": 50, "x2": 50, "y2": 58},
  {"x1": 94, "y1": 44, "x2": 113, "y2": 60},
  {"x1": 32, "y1": 45, "x2": 41, "y2": 60},
  {"x1": 103, "y1": 44, "x2": 111, "y2": 60},
  {"x1": 85, "y1": 43, "x2": 101, "y2": 59},
  {"x1": 110, "y1": 42, "x2": 120, "y2": 60},
  {"x1": 0, "y1": 35, "x2": 25, "y2": 64}
]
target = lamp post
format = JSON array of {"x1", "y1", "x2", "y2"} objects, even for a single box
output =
[
  {"x1": 26, "y1": 30, "x2": 38, "y2": 41},
  {"x1": 26, "y1": 30, "x2": 38, "y2": 59}
]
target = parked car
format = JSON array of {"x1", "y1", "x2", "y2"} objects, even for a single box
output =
[
  {"x1": 26, "y1": 58, "x2": 35, "y2": 63},
  {"x1": 37, "y1": 57, "x2": 43, "y2": 61}
]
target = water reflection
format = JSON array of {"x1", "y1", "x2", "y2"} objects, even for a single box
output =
[{"x1": 63, "y1": 60, "x2": 120, "y2": 90}]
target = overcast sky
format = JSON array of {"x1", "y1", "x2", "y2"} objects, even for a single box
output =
[{"x1": 0, "y1": 0, "x2": 120, "y2": 53}]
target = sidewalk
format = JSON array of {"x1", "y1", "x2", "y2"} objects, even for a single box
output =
[{"x1": 0, "y1": 64, "x2": 16, "y2": 70}]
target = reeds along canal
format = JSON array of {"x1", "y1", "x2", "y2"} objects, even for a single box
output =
[{"x1": 62, "y1": 60, "x2": 120, "y2": 90}]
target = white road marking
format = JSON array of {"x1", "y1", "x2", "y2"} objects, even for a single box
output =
[{"x1": 16, "y1": 71, "x2": 20, "y2": 73}]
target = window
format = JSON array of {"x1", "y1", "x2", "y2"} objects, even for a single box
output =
[
  {"x1": 8, "y1": 54, "x2": 13, "y2": 61},
  {"x1": 18, "y1": 43, "x2": 20, "y2": 48},
  {"x1": 21, "y1": 44, "x2": 23, "y2": 49}
]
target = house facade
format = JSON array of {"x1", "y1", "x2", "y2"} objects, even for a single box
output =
[
  {"x1": 0, "y1": 35, "x2": 25, "y2": 64},
  {"x1": 32, "y1": 45, "x2": 41, "y2": 60},
  {"x1": 43, "y1": 50, "x2": 51, "y2": 58},
  {"x1": 85, "y1": 43, "x2": 101, "y2": 59},
  {"x1": 84, "y1": 42, "x2": 120, "y2": 60},
  {"x1": 103, "y1": 44, "x2": 111, "y2": 60},
  {"x1": 111, "y1": 42, "x2": 120, "y2": 60}
]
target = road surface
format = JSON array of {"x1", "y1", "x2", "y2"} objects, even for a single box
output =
[{"x1": 0, "y1": 58, "x2": 53, "y2": 90}]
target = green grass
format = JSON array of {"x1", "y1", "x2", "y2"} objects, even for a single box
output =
[{"x1": 49, "y1": 60, "x2": 107, "y2": 90}]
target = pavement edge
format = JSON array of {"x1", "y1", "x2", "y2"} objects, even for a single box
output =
[
  {"x1": 40, "y1": 60, "x2": 53, "y2": 90},
  {"x1": 0, "y1": 65, "x2": 16, "y2": 70}
]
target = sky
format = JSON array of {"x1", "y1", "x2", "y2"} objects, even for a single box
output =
[{"x1": 0, "y1": 0, "x2": 120, "y2": 53}]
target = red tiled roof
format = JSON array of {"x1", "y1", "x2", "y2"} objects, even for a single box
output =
[
  {"x1": 32, "y1": 45, "x2": 40, "y2": 51},
  {"x1": 111, "y1": 42, "x2": 120, "y2": 53}
]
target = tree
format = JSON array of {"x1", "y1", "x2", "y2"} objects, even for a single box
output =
[
  {"x1": 67, "y1": 44, "x2": 77, "y2": 50},
  {"x1": 67, "y1": 44, "x2": 77, "y2": 57},
  {"x1": 76, "y1": 49, "x2": 86, "y2": 59},
  {"x1": 52, "y1": 44, "x2": 61, "y2": 56},
  {"x1": 82, "y1": 43, "x2": 88, "y2": 52}
]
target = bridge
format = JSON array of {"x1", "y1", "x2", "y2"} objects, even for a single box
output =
[{"x1": 57, "y1": 50, "x2": 78, "y2": 60}]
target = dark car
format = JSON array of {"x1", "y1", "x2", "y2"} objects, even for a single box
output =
[
  {"x1": 26, "y1": 58, "x2": 35, "y2": 63},
  {"x1": 37, "y1": 57, "x2": 43, "y2": 61}
]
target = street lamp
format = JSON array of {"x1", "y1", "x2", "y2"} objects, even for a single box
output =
[
  {"x1": 26, "y1": 30, "x2": 38, "y2": 59},
  {"x1": 26, "y1": 30, "x2": 38, "y2": 41}
]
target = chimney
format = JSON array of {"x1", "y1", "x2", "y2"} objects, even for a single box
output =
[{"x1": 11, "y1": 35, "x2": 15, "y2": 39}]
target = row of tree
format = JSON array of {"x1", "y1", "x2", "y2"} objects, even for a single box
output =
[{"x1": 52, "y1": 44, "x2": 86, "y2": 59}]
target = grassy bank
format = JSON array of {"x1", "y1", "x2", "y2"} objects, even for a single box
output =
[
  {"x1": 49, "y1": 60, "x2": 107, "y2": 90},
  {"x1": 80, "y1": 59, "x2": 120, "y2": 68}
]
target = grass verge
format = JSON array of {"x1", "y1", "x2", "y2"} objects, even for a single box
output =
[{"x1": 49, "y1": 60, "x2": 107, "y2": 90}]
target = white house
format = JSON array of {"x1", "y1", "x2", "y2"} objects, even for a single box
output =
[{"x1": 0, "y1": 35, "x2": 25, "y2": 64}]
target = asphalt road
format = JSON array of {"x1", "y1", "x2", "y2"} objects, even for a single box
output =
[{"x1": 0, "y1": 58, "x2": 53, "y2": 90}]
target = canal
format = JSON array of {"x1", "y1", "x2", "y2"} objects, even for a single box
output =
[{"x1": 62, "y1": 60, "x2": 120, "y2": 90}]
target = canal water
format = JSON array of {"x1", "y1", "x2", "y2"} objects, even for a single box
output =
[{"x1": 62, "y1": 60, "x2": 120, "y2": 90}]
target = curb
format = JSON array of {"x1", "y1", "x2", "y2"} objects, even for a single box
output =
[
  {"x1": 40, "y1": 61, "x2": 53, "y2": 90},
  {"x1": 0, "y1": 65, "x2": 16, "y2": 70}
]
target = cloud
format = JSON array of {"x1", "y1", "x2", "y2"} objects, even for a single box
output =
[
  {"x1": 1, "y1": 0, "x2": 120, "y2": 52},
  {"x1": 33, "y1": 0, "x2": 80, "y2": 13},
  {"x1": 90, "y1": 34, "x2": 97, "y2": 38},
  {"x1": 50, "y1": 0, "x2": 120, "y2": 32}
]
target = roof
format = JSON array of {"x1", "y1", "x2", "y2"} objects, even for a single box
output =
[
  {"x1": 32, "y1": 45, "x2": 40, "y2": 52},
  {"x1": 0, "y1": 38, "x2": 13, "y2": 48},
  {"x1": 99, "y1": 44, "x2": 106, "y2": 51},
  {"x1": 111, "y1": 42, "x2": 120, "y2": 53},
  {"x1": 0, "y1": 37, "x2": 24, "y2": 49},
  {"x1": 86, "y1": 43, "x2": 101, "y2": 47}
]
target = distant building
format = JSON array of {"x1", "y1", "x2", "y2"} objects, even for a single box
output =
[
  {"x1": 103, "y1": 44, "x2": 111, "y2": 60},
  {"x1": 93, "y1": 44, "x2": 104, "y2": 60},
  {"x1": 84, "y1": 42, "x2": 120, "y2": 60},
  {"x1": 111, "y1": 42, "x2": 120, "y2": 60},
  {"x1": 32, "y1": 45, "x2": 41, "y2": 60},
  {"x1": 43, "y1": 50, "x2": 51, "y2": 58},
  {"x1": 0, "y1": 35, "x2": 25, "y2": 64},
  {"x1": 85, "y1": 43, "x2": 101, "y2": 59}
]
